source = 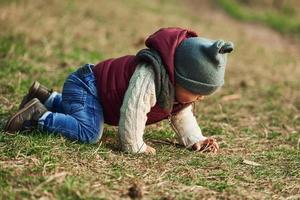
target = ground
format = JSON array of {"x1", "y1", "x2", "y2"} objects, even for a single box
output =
[{"x1": 0, "y1": 0, "x2": 299, "y2": 199}]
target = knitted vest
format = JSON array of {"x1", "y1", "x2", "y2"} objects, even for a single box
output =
[{"x1": 93, "y1": 27, "x2": 197, "y2": 125}]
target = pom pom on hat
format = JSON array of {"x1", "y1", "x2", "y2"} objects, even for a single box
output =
[{"x1": 174, "y1": 37, "x2": 234, "y2": 95}]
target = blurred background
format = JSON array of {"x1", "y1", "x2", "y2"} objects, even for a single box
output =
[{"x1": 218, "y1": 0, "x2": 300, "y2": 39}]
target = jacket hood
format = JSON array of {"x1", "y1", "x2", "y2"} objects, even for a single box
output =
[{"x1": 145, "y1": 27, "x2": 197, "y2": 84}]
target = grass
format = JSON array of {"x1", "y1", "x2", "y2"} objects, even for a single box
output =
[
  {"x1": 0, "y1": 0, "x2": 300, "y2": 199},
  {"x1": 216, "y1": 0, "x2": 300, "y2": 40}
]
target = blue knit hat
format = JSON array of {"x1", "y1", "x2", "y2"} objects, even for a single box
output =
[{"x1": 174, "y1": 37, "x2": 234, "y2": 95}]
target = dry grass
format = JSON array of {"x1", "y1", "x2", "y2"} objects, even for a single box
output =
[{"x1": 0, "y1": 0, "x2": 299, "y2": 199}]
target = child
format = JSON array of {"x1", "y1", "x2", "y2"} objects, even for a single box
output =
[{"x1": 5, "y1": 27, "x2": 233, "y2": 154}]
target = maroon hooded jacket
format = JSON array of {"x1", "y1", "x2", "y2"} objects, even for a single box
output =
[{"x1": 93, "y1": 27, "x2": 198, "y2": 126}]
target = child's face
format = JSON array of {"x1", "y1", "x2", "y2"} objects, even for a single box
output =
[{"x1": 175, "y1": 84, "x2": 204, "y2": 104}]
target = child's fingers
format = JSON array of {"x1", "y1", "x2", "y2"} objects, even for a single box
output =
[
  {"x1": 211, "y1": 144, "x2": 218, "y2": 153},
  {"x1": 209, "y1": 142, "x2": 218, "y2": 153},
  {"x1": 194, "y1": 138, "x2": 219, "y2": 153},
  {"x1": 199, "y1": 139, "x2": 219, "y2": 153},
  {"x1": 209, "y1": 142, "x2": 218, "y2": 152},
  {"x1": 200, "y1": 143, "x2": 210, "y2": 152},
  {"x1": 205, "y1": 138, "x2": 219, "y2": 152},
  {"x1": 192, "y1": 143, "x2": 201, "y2": 151}
]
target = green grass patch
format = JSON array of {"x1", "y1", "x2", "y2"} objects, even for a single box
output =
[
  {"x1": 216, "y1": 0, "x2": 300, "y2": 39},
  {"x1": 0, "y1": 0, "x2": 20, "y2": 5}
]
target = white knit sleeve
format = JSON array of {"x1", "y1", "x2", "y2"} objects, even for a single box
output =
[
  {"x1": 118, "y1": 63, "x2": 156, "y2": 153},
  {"x1": 170, "y1": 105, "x2": 206, "y2": 148}
]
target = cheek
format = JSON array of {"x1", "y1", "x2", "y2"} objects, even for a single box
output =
[{"x1": 176, "y1": 93, "x2": 198, "y2": 103}]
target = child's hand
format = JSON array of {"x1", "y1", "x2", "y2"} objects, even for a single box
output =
[
  {"x1": 145, "y1": 145, "x2": 156, "y2": 155},
  {"x1": 192, "y1": 138, "x2": 219, "y2": 153}
]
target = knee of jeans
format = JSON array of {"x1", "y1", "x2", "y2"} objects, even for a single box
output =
[
  {"x1": 81, "y1": 125, "x2": 103, "y2": 144},
  {"x1": 88, "y1": 131, "x2": 102, "y2": 144}
]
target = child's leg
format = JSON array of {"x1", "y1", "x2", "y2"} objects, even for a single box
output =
[
  {"x1": 39, "y1": 65, "x2": 104, "y2": 143},
  {"x1": 44, "y1": 92, "x2": 64, "y2": 113}
]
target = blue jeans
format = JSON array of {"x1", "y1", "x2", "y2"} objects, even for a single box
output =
[{"x1": 38, "y1": 64, "x2": 104, "y2": 143}]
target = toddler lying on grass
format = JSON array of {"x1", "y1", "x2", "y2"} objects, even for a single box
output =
[{"x1": 5, "y1": 27, "x2": 233, "y2": 154}]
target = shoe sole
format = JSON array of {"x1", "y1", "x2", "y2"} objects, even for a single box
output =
[{"x1": 5, "y1": 98, "x2": 40, "y2": 132}]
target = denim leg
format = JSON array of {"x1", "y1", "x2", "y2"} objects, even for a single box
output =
[
  {"x1": 39, "y1": 71, "x2": 104, "y2": 144},
  {"x1": 44, "y1": 92, "x2": 64, "y2": 113}
]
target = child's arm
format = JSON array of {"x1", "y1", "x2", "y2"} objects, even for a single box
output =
[
  {"x1": 170, "y1": 105, "x2": 219, "y2": 152},
  {"x1": 170, "y1": 105, "x2": 206, "y2": 148},
  {"x1": 118, "y1": 63, "x2": 156, "y2": 154}
]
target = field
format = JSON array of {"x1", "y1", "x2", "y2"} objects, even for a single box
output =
[{"x1": 0, "y1": 0, "x2": 299, "y2": 199}]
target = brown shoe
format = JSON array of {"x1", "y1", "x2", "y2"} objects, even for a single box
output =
[
  {"x1": 5, "y1": 98, "x2": 47, "y2": 132},
  {"x1": 19, "y1": 81, "x2": 52, "y2": 109}
]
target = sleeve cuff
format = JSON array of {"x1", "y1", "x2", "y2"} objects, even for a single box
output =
[{"x1": 180, "y1": 135, "x2": 207, "y2": 149}]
